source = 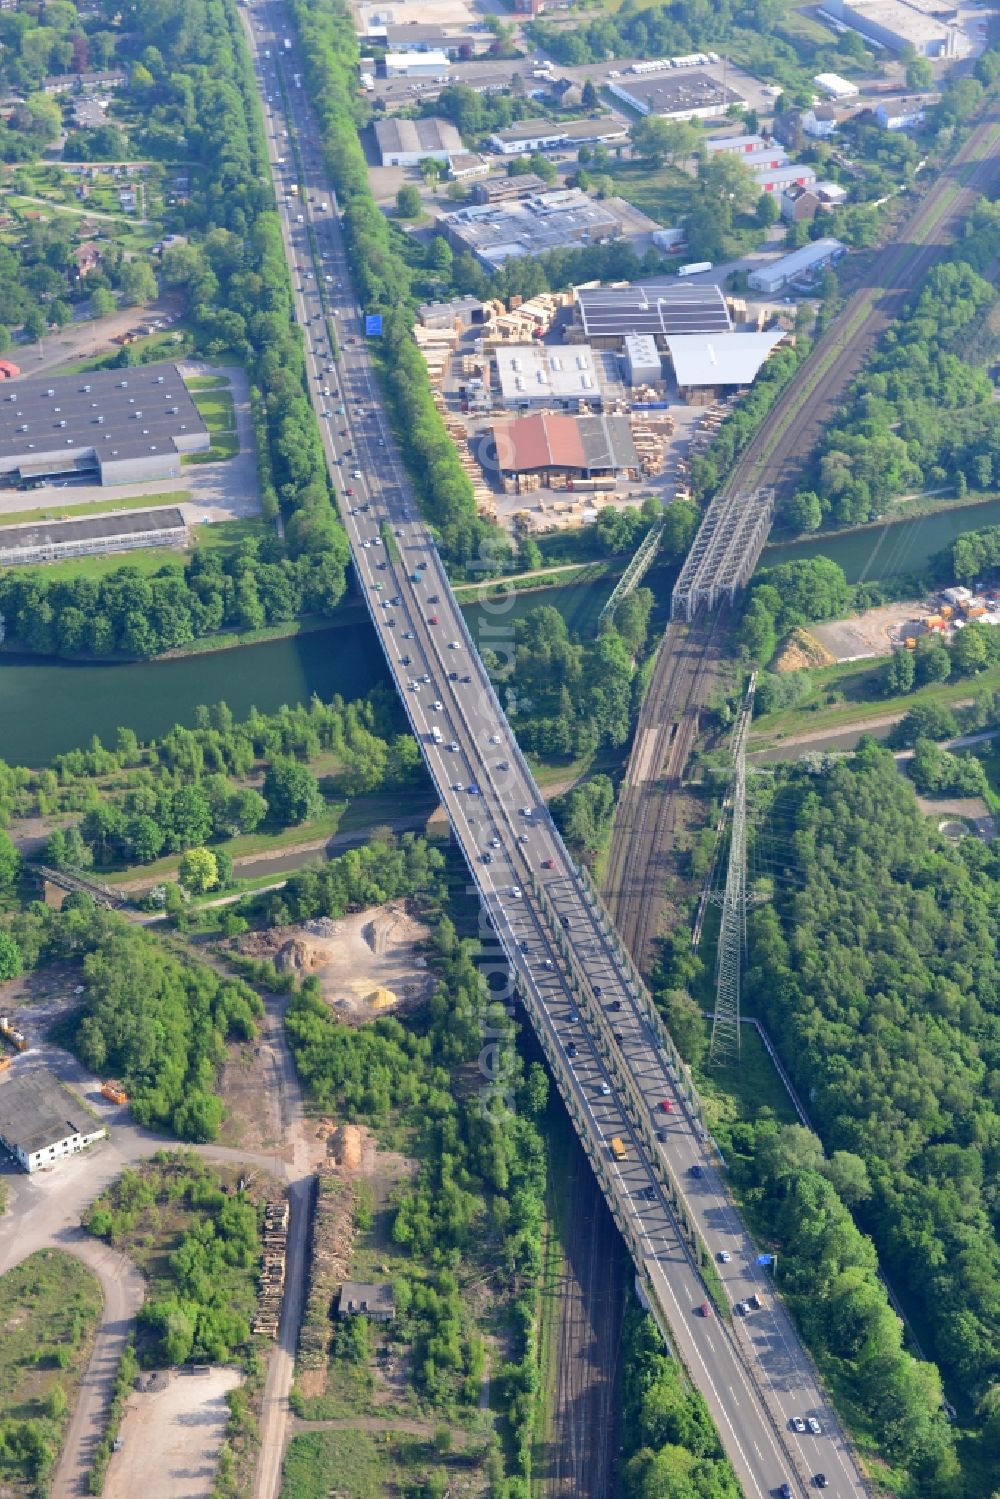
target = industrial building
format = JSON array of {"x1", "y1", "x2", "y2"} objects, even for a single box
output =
[
  {"x1": 812, "y1": 72, "x2": 860, "y2": 99},
  {"x1": 490, "y1": 411, "x2": 637, "y2": 479},
  {"x1": 825, "y1": 0, "x2": 965, "y2": 56},
  {"x1": 374, "y1": 23, "x2": 491, "y2": 55},
  {"x1": 575, "y1": 281, "x2": 732, "y2": 347},
  {"x1": 418, "y1": 294, "x2": 485, "y2": 330},
  {"x1": 374, "y1": 116, "x2": 462, "y2": 165},
  {"x1": 623, "y1": 334, "x2": 663, "y2": 386},
  {"x1": 0, "y1": 506, "x2": 187, "y2": 568},
  {"x1": 607, "y1": 71, "x2": 746, "y2": 121},
  {"x1": 747, "y1": 238, "x2": 846, "y2": 293},
  {"x1": 755, "y1": 162, "x2": 817, "y2": 195},
  {"x1": 472, "y1": 172, "x2": 547, "y2": 204},
  {"x1": 383, "y1": 49, "x2": 450, "y2": 76},
  {"x1": 664, "y1": 330, "x2": 786, "y2": 397},
  {"x1": 488, "y1": 117, "x2": 628, "y2": 154},
  {"x1": 448, "y1": 151, "x2": 491, "y2": 180},
  {"x1": 337, "y1": 1282, "x2": 397, "y2": 1321},
  {"x1": 0, "y1": 1070, "x2": 105, "y2": 1173},
  {"x1": 495, "y1": 344, "x2": 602, "y2": 409},
  {"x1": 0, "y1": 365, "x2": 208, "y2": 487},
  {"x1": 705, "y1": 133, "x2": 770, "y2": 156},
  {"x1": 441, "y1": 190, "x2": 628, "y2": 269}
]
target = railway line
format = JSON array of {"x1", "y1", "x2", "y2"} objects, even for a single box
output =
[
  {"x1": 605, "y1": 104, "x2": 1000, "y2": 978},
  {"x1": 604, "y1": 613, "x2": 726, "y2": 969}
]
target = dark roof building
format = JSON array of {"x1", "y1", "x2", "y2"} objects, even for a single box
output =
[
  {"x1": 575, "y1": 282, "x2": 732, "y2": 346},
  {"x1": 0, "y1": 364, "x2": 209, "y2": 486},
  {"x1": 337, "y1": 1282, "x2": 396, "y2": 1321},
  {"x1": 0, "y1": 1070, "x2": 105, "y2": 1173},
  {"x1": 607, "y1": 71, "x2": 745, "y2": 121},
  {"x1": 0, "y1": 506, "x2": 187, "y2": 568},
  {"x1": 491, "y1": 412, "x2": 637, "y2": 475}
]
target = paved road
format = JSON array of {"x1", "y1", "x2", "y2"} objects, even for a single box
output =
[{"x1": 247, "y1": 7, "x2": 869, "y2": 1496}]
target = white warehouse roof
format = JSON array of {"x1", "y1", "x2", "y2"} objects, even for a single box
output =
[
  {"x1": 748, "y1": 238, "x2": 846, "y2": 291},
  {"x1": 666, "y1": 330, "x2": 786, "y2": 387},
  {"x1": 496, "y1": 343, "x2": 602, "y2": 405},
  {"x1": 813, "y1": 72, "x2": 860, "y2": 98}
]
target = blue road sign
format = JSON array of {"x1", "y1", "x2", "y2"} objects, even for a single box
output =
[
  {"x1": 756, "y1": 1254, "x2": 774, "y2": 1266},
  {"x1": 365, "y1": 313, "x2": 383, "y2": 336}
]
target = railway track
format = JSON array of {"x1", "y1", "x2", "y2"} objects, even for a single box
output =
[
  {"x1": 605, "y1": 105, "x2": 1000, "y2": 975},
  {"x1": 604, "y1": 613, "x2": 726, "y2": 969}
]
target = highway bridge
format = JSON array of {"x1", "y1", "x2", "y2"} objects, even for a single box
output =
[{"x1": 246, "y1": 6, "x2": 870, "y2": 1494}]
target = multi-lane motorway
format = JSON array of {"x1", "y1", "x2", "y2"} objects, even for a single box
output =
[{"x1": 244, "y1": 7, "x2": 870, "y2": 1495}]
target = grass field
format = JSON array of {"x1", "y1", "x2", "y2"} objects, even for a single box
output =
[
  {"x1": 188, "y1": 390, "x2": 239, "y2": 463},
  {"x1": 0, "y1": 491, "x2": 190, "y2": 531},
  {"x1": 18, "y1": 545, "x2": 187, "y2": 584},
  {"x1": 280, "y1": 1430, "x2": 386, "y2": 1499},
  {"x1": 0, "y1": 1250, "x2": 104, "y2": 1499},
  {"x1": 186, "y1": 375, "x2": 231, "y2": 392}
]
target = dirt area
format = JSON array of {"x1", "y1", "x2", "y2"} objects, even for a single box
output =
[
  {"x1": 811, "y1": 599, "x2": 927, "y2": 662},
  {"x1": 230, "y1": 901, "x2": 435, "y2": 1022},
  {"x1": 102, "y1": 1366, "x2": 241, "y2": 1499},
  {"x1": 915, "y1": 794, "x2": 995, "y2": 841},
  {"x1": 216, "y1": 1037, "x2": 287, "y2": 1154},
  {"x1": 0, "y1": 965, "x2": 84, "y2": 1043},
  {"x1": 772, "y1": 627, "x2": 836, "y2": 673}
]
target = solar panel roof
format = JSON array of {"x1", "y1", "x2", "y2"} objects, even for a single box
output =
[{"x1": 575, "y1": 282, "x2": 732, "y2": 339}]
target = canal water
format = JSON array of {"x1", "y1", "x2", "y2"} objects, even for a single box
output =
[
  {"x1": 4, "y1": 499, "x2": 996, "y2": 766},
  {"x1": 0, "y1": 572, "x2": 618, "y2": 766},
  {"x1": 761, "y1": 498, "x2": 1000, "y2": 583}
]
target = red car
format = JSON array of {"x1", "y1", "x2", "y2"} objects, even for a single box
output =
[
  {"x1": 659, "y1": 1099, "x2": 674, "y2": 1114},
  {"x1": 428, "y1": 615, "x2": 439, "y2": 624},
  {"x1": 541, "y1": 858, "x2": 554, "y2": 869},
  {"x1": 697, "y1": 1302, "x2": 712, "y2": 1318},
  {"x1": 345, "y1": 486, "x2": 354, "y2": 496}
]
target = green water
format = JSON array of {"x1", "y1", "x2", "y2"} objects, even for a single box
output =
[
  {"x1": 761, "y1": 498, "x2": 1000, "y2": 583},
  {"x1": 0, "y1": 575, "x2": 616, "y2": 766}
]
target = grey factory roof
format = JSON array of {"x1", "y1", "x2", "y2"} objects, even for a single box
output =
[
  {"x1": 575, "y1": 282, "x2": 732, "y2": 339},
  {"x1": 0, "y1": 364, "x2": 206, "y2": 471},
  {"x1": 0, "y1": 506, "x2": 186, "y2": 557},
  {"x1": 0, "y1": 1070, "x2": 91, "y2": 1156},
  {"x1": 609, "y1": 71, "x2": 745, "y2": 118},
  {"x1": 443, "y1": 190, "x2": 623, "y2": 267},
  {"x1": 373, "y1": 115, "x2": 462, "y2": 156},
  {"x1": 490, "y1": 116, "x2": 627, "y2": 147}
]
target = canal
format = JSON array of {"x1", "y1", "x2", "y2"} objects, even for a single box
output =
[
  {"x1": 0, "y1": 571, "x2": 618, "y2": 765},
  {"x1": 760, "y1": 498, "x2": 1000, "y2": 583}
]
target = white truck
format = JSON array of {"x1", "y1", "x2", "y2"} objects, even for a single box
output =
[{"x1": 283, "y1": 37, "x2": 292, "y2": 51}]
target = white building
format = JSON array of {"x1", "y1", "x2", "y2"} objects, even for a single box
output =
[
  {"x1": 623, "y1": 334, "x2": 662, "y2": 386},
  {"x1": 374, "y1": 116, "x2": 462, "y2": 165},
  {"x1": 495, "y1": 344, "x2": 602, "y2": 408},
  {"x1": 875, "y1": 96, "x2": 929, "y2": 128},
  {"x1": 665, "y1": 329, "x2": 786, "y2": 392},
  {"x1": 813, "y1": 72, "x2": 860, "y2": 100},
  {"x1": 748, "y1": 237, "x2": 846, "y2": 293},
  {"x1": 488, "y1": 117, "x2": 627, "y2": 155},
  {"x1": 0, "y1": 1071, "x2": 106, "y2": 1173},
  {"x1": 384, "y1": 49, "x2": 450, "y2": 76},
  {"x1": 704, "y1": 133, "x2": 770, "y2": 156},
  {"x1": 754, "y1": 162, "x2": 817, "y2": 195},
  {"x1": 826, "y1": 0, "x2": 965, "y2": 57},
  {"x1": 802, "y1": 106, "x2": 838, "y2": 139}
]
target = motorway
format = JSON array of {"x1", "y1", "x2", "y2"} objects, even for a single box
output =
[{"x1": 245, "y1": 6, "x2": 868, "y2": 1495}]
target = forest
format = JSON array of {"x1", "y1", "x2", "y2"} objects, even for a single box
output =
[
  {"x1": 0, "y1": 896, "x2": 262, "y2": 1139},
  {"x1": 741, "y1": 748, "x2": 999, "y2": 1485}
]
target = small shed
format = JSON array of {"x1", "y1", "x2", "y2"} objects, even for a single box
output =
[{"x1": 337, "y1": 1282, "x2": 396, "y2": 1322}]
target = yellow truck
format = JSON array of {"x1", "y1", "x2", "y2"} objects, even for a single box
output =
[{"x1": 610, "y1": 1136, "x2": 628, "y2": 1162}]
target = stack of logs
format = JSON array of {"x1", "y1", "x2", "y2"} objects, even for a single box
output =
[{"x1": 252, "y1": 1198, "x2": 289, "y2": 1339}]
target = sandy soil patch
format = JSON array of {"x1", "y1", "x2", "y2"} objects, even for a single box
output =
[
  {"x1": 103, "y1": 1367, "x2": 241, "y2": 1499},
  {"x1": 232, "y1": 901, "x2": 435, "y2": 1022},
  {"x1": 772, "y1": 627, "x2": 836, "y2": 673},
  {"x1": 811, "y1": 599, "x2": 927, "y2": 663}
]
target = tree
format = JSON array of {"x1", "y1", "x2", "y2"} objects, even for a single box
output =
[
  {"x1": 428, "y1": 236, "x2": 453, "y2": 275},
  {"x1": 906, "y1": 55, "x2": 934, "y2": 89},
  {"x1": 756, "y1": 191, "x2": 780, "y2": 227},
  {"x1": 951, "y1": 621, "x2": 991, "y2": 675},
  {"x1": 884, "y1": 646, "x2": 916, "y2": 696},
  {"x1": 89, "y1": 286, "x2": 116, "y2": 319},
  {"x1": 630, "y1": 115, "x2": 698, "y2": 166},
  {"x1": 0, "y1": 829, "x2": 18, "y2": 890},
  {"x1": 581, "y1": 78, "x2": 598, "y2": 109},
  {"x1": 119, "y1": 258, "x2": 157, "y2": 307},
  {"x1": 263, "y1": 759, "x2": 324, "y2": 825},
  {"x1": 395, "y1": 184, "x2": 422, "y2": 219},
  {"x1": 14, "y1": 93, "x2": 62, "y2": 144},
  {"x1": 178, "y1": 846, "x2": 218, "y2": 894},
  {"x1": 0, "y1": 932, "x2": 23, "y2": 982},
  {"x1": 701, "y1": 153, "x2": 759, "y2": 216},
  {"x1": 786, "y1": 490, "x2": 822, "y2": 533}
]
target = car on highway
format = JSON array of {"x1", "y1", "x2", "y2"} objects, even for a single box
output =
[
  {"x1": 448, "y1": 741, "x2": 459, "y2": 752},
  {"x1": 491, "y1": 837, "x2": 501, "y2": 848},
  {"x1": 541, "y1": 858, "x2": 554, "y2": 869},
  {"x1": 807, "y1": 1418, "x2": 822, "y2": 1436},
  {"x1": 481, "y1": 852, "x2": 492, "y2": 864},
  {"x1": 779, "y1": 1485, "x2": 793, "y2": 1499},
  {"x1": 510, "y1": 886, "x2": 522, "y2": 898},
  {"x1": 717, "y1": 1250, "x2": 731, "y2": 1263},
  {"x1": 735, "y1": 1300, "x2": 752, "y2": 1316},
  {"x1": 467, "y1": 784, "x2": 479, "y2": 796},
  {"x1": 451, "y1": 783, "x2": 463, "y2": 792},
  {"x1": 813, "y1": 1477, "x2": 827, "y2": 1490},
  {"x1": 428, "y1": 615, "x2": 439, "y2": 624},
  {"x1": 659, "y1": 1099, "x2": 674, "y2": 1114},
  {"x1": 448, "y1": 641, "x2": 461, "y2": 651},
  {"x1": 430, "y1": 700, "x2": 443, "y2": 711},
  {"x1": 346, "y1": 486, "x2": 354, "y2": 496},
  {"x1": 790, "y1": 1417, "x2": 807, "y2": 1434},
  {"x1": 689, "y1": 1164, "x2": 703, "y2": 1178},
  {"x1": 402, "y1": 630, "x2": 414, "y2": 639},
  {"x1": 697, "y1": 1302, "x2": 711, "y2": 1318}
]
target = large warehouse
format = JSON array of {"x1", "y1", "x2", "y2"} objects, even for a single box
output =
[
  {"x1": 441, "y1": 190, "x2": 626, "y2": 269},
  {"x1": 375, "y1": 116, "x2": 462, "y2": 165},
  {"x1": 748, "y1": 238, "x2": 846, "y2": 294},
  {"x1": 575, "y1": 281, "x2": 732, "y2": 347},
  {"x1": 825, "y1": 0, "x2": 964, "y2": 55},
  {"x1": 490, "y1": 412, "x2": 637, "y2": 479},
  {"x1": 0, "y1": 1070, "x2": 105, "y2": 1173},
  {"x1": 488, "y1": 117, "x2": 628, "y2": 154},
  {"x1": 607, "y1": 71, "x2": 745, "y2": 121},
  {"x1": 0, "y1": 506, "x2": 187, "y2": 568},
  {"x1": 0, "y1": 365, "x2": 208, "y2": 487},
  {"x1": 495, "y1": 344, "x2": 602, "y2": 409},
  {"x1": 665, "y1": 329, "x2": 787, "y2": 398}
]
